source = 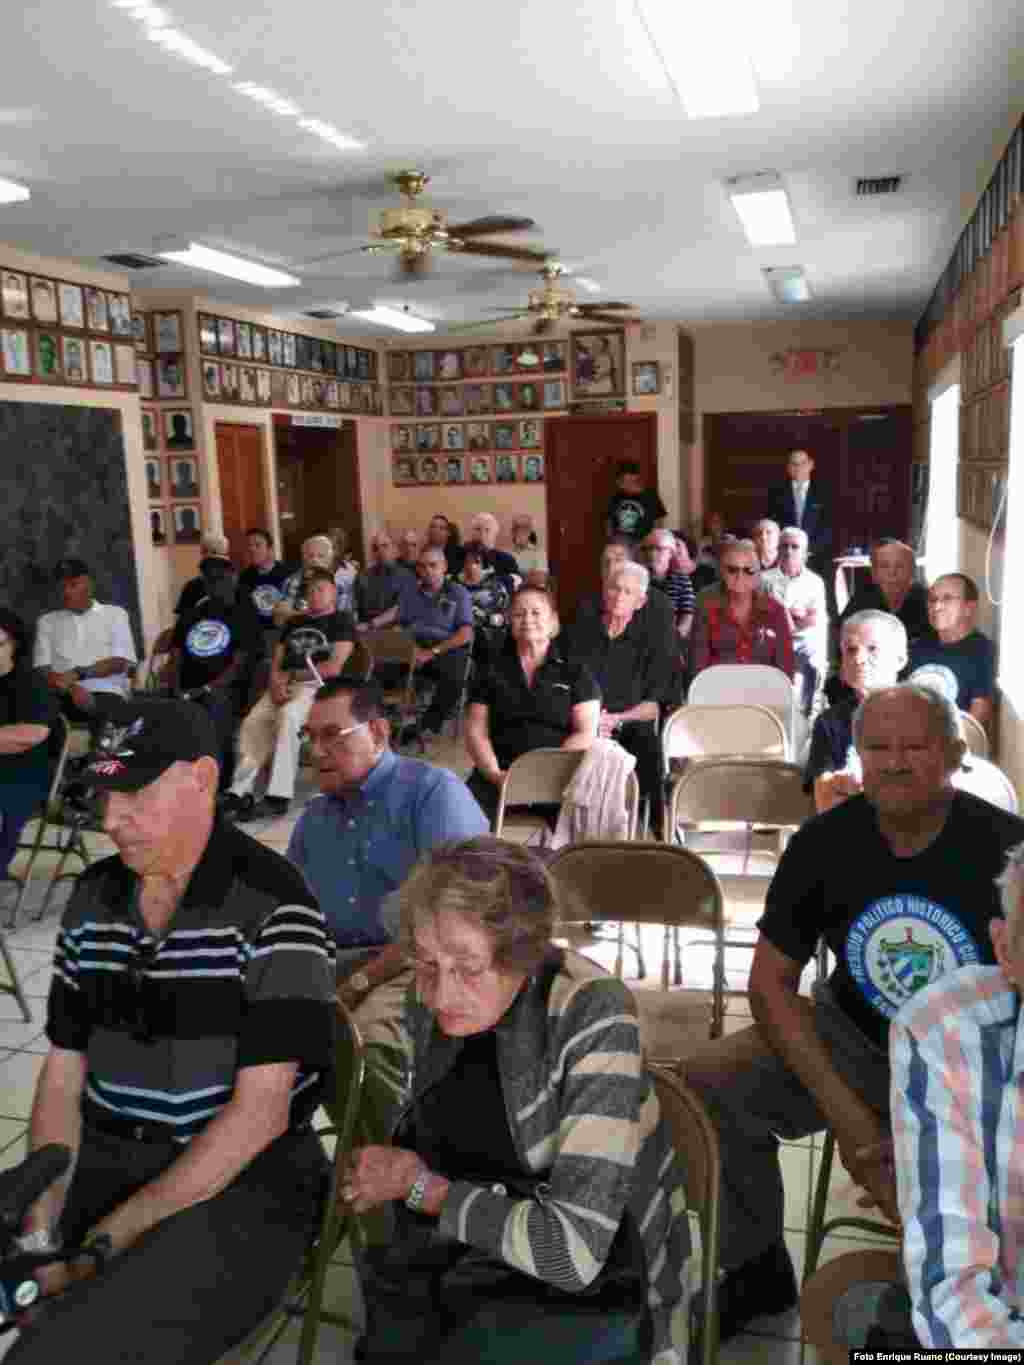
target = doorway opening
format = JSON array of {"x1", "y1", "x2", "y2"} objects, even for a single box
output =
[{"x1": 272, "y1": 417, "x2": 365, "y2": 566}]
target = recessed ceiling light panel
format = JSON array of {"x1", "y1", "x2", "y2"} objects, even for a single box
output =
[
  {"x1": 350, "y1": 306, "x2": 435, "y2": 334},
  {"x1": 157, "y1": 242, "x2": 300, "y2": 287},
  {"x1": 0, "y1": 178, "x2": 30, "y2": 204},
  {"x1": 727, "y1": 172, "x2": 796, "y2": 246},
  {"x1": 633, "y1": 0, "x2": 760, "y2": 118}
]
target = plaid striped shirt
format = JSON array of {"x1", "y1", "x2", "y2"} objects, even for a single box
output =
[
  {"x1": 891, "y1": 965, "x2": 1024, "y2": 1347},
  {"x1": 47, "y1": 819, "x2": 335, "y2": 1142}
]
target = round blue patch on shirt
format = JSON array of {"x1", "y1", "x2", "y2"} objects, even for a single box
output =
[
  {"x1": 186, "y1": 619, "x2": 232, "y2": 658},
  {"x1": 252, "y1": 584, "x2": 283, "y2": 616},
  {"x1": 845, "y1": 896, "x2": 982, "y2": 1019}
]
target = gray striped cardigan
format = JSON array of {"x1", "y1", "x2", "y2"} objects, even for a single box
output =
[{"x1": 391, "y1": 948, "x2": 692, "y2": 1363}]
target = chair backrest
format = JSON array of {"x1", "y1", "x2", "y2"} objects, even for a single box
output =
[
  {"x1": 362, "y1": 627, "x2": 416, "y2": 668},
  {"x1": 958, "y1": 709, "x2": 989, "y2": 757},
  {"x1": 663, "y1": 703, "x2": 788, "y2": 769},
  {"x1": 322, "y1": 997, "x2": 367, "y2": 1150},
  {"x1": 649, "y1": 1066, "x2": 721, "y2": 1365},
  {"x1": 668, "y1": 757, "x2": 814, "y2": 842},
  {"x1": 688, "y1": 664, "x2": 798, "y2": 754},
  {"x1": 341, "y1": 637, "x2": 374, "y2": 683},
  {"x1": 549, "y1": 840, "x2": 724, "y2": 933},
  {"x1": 494, "y1": 748, "x2": 586, "y2": 835},
  {"x1": 46, "y1": 713, "x2": 73, "y2": 805},
  {"x1": 952, "y1": 756, "x2": 1019, "y2": 813}
]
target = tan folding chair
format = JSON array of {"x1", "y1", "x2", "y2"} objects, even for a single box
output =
[
  {"x1": 957, "y1": 709, "x2": 989, "y2": 758},
  {"x1": 493, "y1": 748, "x2": 586, "y2": 837},
  {"x1": 662, "y1": 704, "x2": 788, "y2": 779},
  {"x1": 804, "y1": 1129, "x2": 900, "y2": 1280},
  {"x1": 952, "y1": 754, "x2": 1018, "y2": 812},
  {"x1": 224, "y1": 999, "x2": 366, "y2": 1365},
  {"x1": 650, "y1": 1066, "x2": 721, "y2": 1365},
  {"x1": 687, "y1": 664, "x2": 803, "y2": 759},
  {"x1": 342, "y1": 636, "x2": 375, "y2": 684},
  {"x1": 801, "y1": 1247, "x2": 905, "y2": 1365},
  {"x1": 5, "y1": 715, "x2": 78, "y2": 930},
  {"x1": 666, "y1": 757, "x2": 813, "y2": 865},
  {"x1": 363, "y1": 627, "x2": 420, "y2": 745},
  {"x1": 549, "y1": 842, "x2": 726, "y2": 1051}
]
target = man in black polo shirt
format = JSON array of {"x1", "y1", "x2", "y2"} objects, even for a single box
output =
[
  {"x1": 9, "y1": 699, "x2": 333, "y2": 1365},
  {"x1": 168, "y1": 560, "x2": 263, "y2": 790},
  {"x1": 564, "y1": 561, "x2": 674, "y2": 830},
  {"x1": 354, "y1": 529, "x2": 415, "y2": 631}
]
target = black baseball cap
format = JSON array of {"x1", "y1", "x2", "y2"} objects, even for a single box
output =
[
  {"x1": 82, "y1": 699, "x2": 218, "y2": 792},
  {"x1": 54, "y1": 557, "x2": 91, "y2": 581}
]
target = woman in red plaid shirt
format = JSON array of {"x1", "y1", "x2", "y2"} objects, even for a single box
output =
[{"x1": 691, "y1": 537, "x2": 795, "y2": 678}]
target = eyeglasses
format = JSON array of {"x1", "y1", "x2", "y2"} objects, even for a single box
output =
[
  {"x1": 298, "y1": 721, "x2": 369, "y2": 751},
  {"x1": 780, "y1": 544, "x2": 802, "y2": 551},
  {"x1": 409, "y1": 957, "x2": 493, "y2": 990},
  {"x1": 723, "y1": 565, "x2": 758, "y2": 576}
]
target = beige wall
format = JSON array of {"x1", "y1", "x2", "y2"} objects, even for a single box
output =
[{"x1": 684, "y1": 318, "x2": 915, "y2": 524}]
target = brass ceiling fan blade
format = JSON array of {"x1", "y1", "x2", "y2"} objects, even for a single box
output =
[
  {"x1": 574, "y1": 301, "x2": 633, "y2": 311},
  {"x1": 457, "y1": 313, "x2": 533, "y2": 329},
  {"x1": 447, "y1": 215, "x2": 537, "y2": 237},
  {"x1": 579, "y1": 310, "x2": 634, "y2": 326},
  {"x1": 532, "y1": 316, "x2": 555, "y2": 335},
  {"x1": 396, "y1": 251, "x2": 433, "y2": 277},
  {"x1": 450, "y1": 240, "x2": 553, "y2": 264}
]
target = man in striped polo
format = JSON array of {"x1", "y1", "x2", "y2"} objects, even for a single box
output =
[{"x1": 10, "y1": 699, "x2": 335, "y2": 1365}]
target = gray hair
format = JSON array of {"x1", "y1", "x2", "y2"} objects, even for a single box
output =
[
  {"x1": 852, "y1": 682, "x2": 964, "y2": 751},
  {"x1": 721, "y1": 538, "x2": 760, "y2": 566},
  {"x1": 841, "y1": 609, "x2": 908, "y2": 656},
  {"x1": 644, "y1": 528, "x2": 676, "y2": 550},
  {"x1": 781, "y1": 526, "x2": 808, "y2": 551},
  {"x1": 996, "y1": 844, "x2": 1024, "y2": 929},
  {"x1": 201, "y1": 532, "x2": 230, "y2": 557},
  {"x1": 303, "y1": 534, "x2": 334, "y2": 556},
  {"x1": 611, "y1": 561, "x2": 650, "y2": 594},
  {"x1": 753, "y1": 519, "x2": 780, "y2": 536}
]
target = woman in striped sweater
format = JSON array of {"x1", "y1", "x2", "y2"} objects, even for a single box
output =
[{"x1": 342, "y1": 836, "x2": 691, "y2": 1364}]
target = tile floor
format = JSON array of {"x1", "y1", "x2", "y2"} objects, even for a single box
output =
[{"x1": 0, "y1": 733, "x2": 894, "y2": 1363}]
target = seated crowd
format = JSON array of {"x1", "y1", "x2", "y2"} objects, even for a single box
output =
[{"x1": 0, "y1": 454, "x2": 1014, "y2": 1363}]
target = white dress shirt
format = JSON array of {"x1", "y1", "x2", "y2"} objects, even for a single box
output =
[
  {"x1": 792, "y1": 480, "x2": 809, "y2": 525},
  {"x1": 761, "y1": 566, "x2": 827, "y2": 661},
  {"x1": 34, "y1": 601, "x2": 137, "y2": 697}
]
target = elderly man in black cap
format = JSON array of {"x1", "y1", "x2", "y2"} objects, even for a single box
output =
[
  {"x1": 7, "y1": 699, "x2": 335, "y2": 1365},
  {"x1": 33, "y1": 558, "x2": 137, "y2": 726}
]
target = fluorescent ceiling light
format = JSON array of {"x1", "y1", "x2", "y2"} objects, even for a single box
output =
[
  {"x1": 298, "y1": 118, "x2": 365, "y2": 152},
  {"x1": 575, "y1": 276, "x2": 602, "y2": 294},
  {"x1": 633, "y1": 0, "x2": 759, "y2": 118},
  {"x1": 126, "y1": 3, "x2": 172, "y2": 26},
  {"x1": 157, "y1": 242, "x2": 299, "y2": 287},
  {"x1": 763, "y1": 266, "x2": 811, "y2": 304},
  {"x1": 233, "y1": 82, "x2": 301, "y2": 116},
  {"x1": 147, "y1": 27, "x2": 232, "y2": 75},
  {"x1": 349, "y1": 306, "x2": 434, "y2": 334},
  {"x1": 727, "y1": 172, "x2": 796, "y2": 246},
  {"x1": 0, "y1": 178, "x2": 30, "y2": 204}
]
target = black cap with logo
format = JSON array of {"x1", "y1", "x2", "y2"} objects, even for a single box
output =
[
  {"x1": 82, "y1": 699, "x2": 218, "y2": 792},
  {"x1": 53, "y1": 557, "x2": 91, "y2": 582}
]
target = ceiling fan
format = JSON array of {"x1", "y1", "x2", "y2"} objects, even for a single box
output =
[
  {"x1": 470, "y1": 261, "x2": 636, "y2": 334},
  {"x1": 307, "y1": 169, "x2": 551, "y2": 277}
]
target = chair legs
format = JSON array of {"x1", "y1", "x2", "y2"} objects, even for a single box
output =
[
  {"x1": 805, "y1": 1129, "x2": 900, "y2": 1282},
  {"x1": 0, "y1": 930, "x2": 32, "y2": 1023}
]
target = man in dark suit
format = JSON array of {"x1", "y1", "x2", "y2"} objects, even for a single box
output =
[{"x1": 769, "y1": 449, "x2": 830, "y2": 567}]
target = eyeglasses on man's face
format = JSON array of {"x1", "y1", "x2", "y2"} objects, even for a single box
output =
[
  {"x1": 299, "y1": 721, "x2": 369, "y2": 751},
  {"x1": 723, "y1": 564, "x2": 758, "y2": 576},
  {"x1": 780, "y1": 543, "x2": 802, "y2": 552}
]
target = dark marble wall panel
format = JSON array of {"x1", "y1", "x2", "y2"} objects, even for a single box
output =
[{"x1": 0, "y1": 402, "x2": 141, "y2": 650}]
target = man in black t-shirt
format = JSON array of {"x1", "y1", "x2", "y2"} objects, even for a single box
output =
[
  {"x1": 222, "y1": 571, "x2": 355, "y2": 821},
  {"x1": 169, "y1": 563, "x2": 262, "y2": 790},
  {"x1": 683, "y1": 683, "x2": 1024, "y2": 1343},
  {"x1": 236, "y1": 528, "x2": 291, "y2": 632},
  {"x1": 605, "y1": 461, "x2": 666, "y2": 545}
]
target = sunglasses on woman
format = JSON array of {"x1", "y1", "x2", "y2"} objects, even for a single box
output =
[{"x1": 723, "y1": 565, "x2": 758, "y2": 576}]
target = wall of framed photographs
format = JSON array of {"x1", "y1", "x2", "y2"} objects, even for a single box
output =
[
  {"x1": 197, "y1": 311, "x2": 383, "y2": 416},
  {"x1": 135, "y1": 307, "x2": 202, "y2": 552},
  {"x1": 1, "y1": 261, "x2": 138, "y2": 391}
]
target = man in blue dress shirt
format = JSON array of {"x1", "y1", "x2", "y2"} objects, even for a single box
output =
[{"x1": 288, "y1": 677, "x2": 487, "y2": 1135}]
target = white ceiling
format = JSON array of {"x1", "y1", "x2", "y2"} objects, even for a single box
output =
[{"x1": 1, "y1": 0, "x2": 1021, "y2": 337}]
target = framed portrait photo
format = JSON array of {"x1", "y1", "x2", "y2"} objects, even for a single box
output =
[
  {"x1": 464, "y1": 384, "x2": 488, "y2": 416},
  {"x1": 388, "y1": 351, "x2": 411, "y2": 382},
  {"x1": 412, "y1": 350, "x2": 434, "y2": 382},
  {"x1": 270, "y1": 370, "x2": 288, "y2": 406},
  {"x1": 309, "y1": 339, "x2": 323, "y2": 373},
  {"x1": 415, "y1": 387, "x2": 436, "y2": 418},
  {"x1": 392, "y1": 454, "x2": 417, "y2": 486},
  {"x1": 217, "y1": 317, "x2": 237, "y2": 356},
  {"x1": 572, "y1": 329, "x2": 625, "y2": 398},
  {"x1": 85, "y1": 287, "x2": 109, "y2": 333},
  {"x1": 155, "y1": 311, "x2": 182, "y2": 353},
  {"x1": 494, "y1": 383, "x2": 515, "y2": 412},
  {"x1": 492, "y1": 344, "x2": 516, "y2": 374},
  {"x1": 439, "y1": 385, "x2": 464, "y2": 418},
  {"x1": 236, "y1": 322, "x2": 253, "y2": 360},
  {"x1": 1, "y1": 271, "x2": 29, "y2": 320},
  {"x1": 519, "y1": 418, "x2": 542, "y2": 449},
  {"x1": 542, "y1": 341, "x2": 567, "y2": 372},
  {"x1": 494, "y1": 452, "x2": 518, "y2": 484},
  {"x1": 437, "y1": 350, "x2": 462, "y2": 382},
  {"x1": 515, "y1": 381, "x2": 540, "y2": 411},
  {"x1": 442, "y1": 423, "x2": 465, "y2": 451},
  {"x1": 416, "y1": 423, "x2": 441, "y2": 452},
  {"x1": 514, "y1": 343, "x2": 542, "y2": 371},
  {"x1": 141, "y1": 408, "x2": 158, "y2": 452},
  {"x1": 337, "y1": 382, "x2": 351, "y2": 410},
  {"x1": 285, "y1": 374, "x2": 300, "y2": 406},
  {"x1": 157, "y1": 353, "x2": 185, "y2": 399},
  {"x1": 219, "y1": 363, "x2": 239, "y2": 401},
  {"x1": 267, "y1": 330, "x2": 283, "y2": 366},
  {"x1": 150, "y1": 505, "x2": 168, "y2": 546},
  {"x1": 521, "y1": 451, "x2": 545, "y2": 484},
  {"x1": 464, "y1": 346, "x2": 490, "y2": 378},
  {"x1": 325, "y1": 378, "x2": 339, "y2": 408},
  {"x1": 164, "y1": 408, "x2": 195, "y2": 450},
  {"x1": 133, "y1": 312, "x2": 151, "y2": 354},
  {"x1": 632, "y1": 360, "x2": 660, "y2": 396},
  {"x1": 390, "y1": 385, "x2": 415, "y2": 417},
  {"x1": 137, "y1": 356, "x2": 155, "y2": 399},
  {"x1": 57, "y1": 282, "x2": 85, "y2": 329},
  {"x1": 201, "y1": 361, "x2": 220, "y2": 400},
  {"x1": 169, "y1": 454, "x2": 199, "y2": 500},
  {"x1": 542, "y1": 378, "x2": 566, "y2": 409},
  {"x1": 240, "y1": 368, "x2": 257, "y2": 403},
  {"x1": 282, "y1": 333, "x2": 296, "y2": 368},
  {"x1": 114, "y1": 343, "x2": 136, "y2": 386},
  {"x1": 299, "y1": 375, "x2": 314, "y2": 406},
  {"x1": 108, "y1": 293, "x2": 133, "y2": 337},
  {"x1": 172, "y1": 502, "x2": 202, "y2": 545},
  {"x1": 468, "y1": 453, "x2": 492, "y2": 485},
  {"x1": 0, "y1": 326, "x2": 30, "y2": 377},
  {"x1": 417, "y1": 454, "x2": 442, "y2": 485},
  {"x1": 391, "y1": 424, "x2": 414, "y2": 454},
  {"x1": 145, "y1": 457, "x2": 162, "y2": 500},
  {"x1": 61, "y1": 335, "x2": 87, "y2": 384},
  {"x1": 34, "y1": 330, "x2": 62, "y2": 381},
  {"x1": 198, "y1": 314, "x2": 218, "y2": 354},
  {"x1": 466, "y1": 421, "x2": 491, "y2": 451},
  {"x1": 256, "y1": 369, "x2": 272, "y2": 403},
  {"x1": 444, "y1": 454, "x2": 466, "y2": 485},
  {"x1": 494, "y1": 421, "x2": 517, "y2": 451},
  {"x1": 29, "y1": 276, "x2": 58, "y2": 324},
  {"x1": 90, "y1": 340, "x2": 114, "y2": 385},
  {"x1": 294, "y1": 335, "x2": 311, "y2": 371},
  {"x1": 251, "y1": 326, "x2": 267, "y2": 363}
]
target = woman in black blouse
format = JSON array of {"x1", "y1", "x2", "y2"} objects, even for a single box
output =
[
  {"x1": 464, "y1": 587, "x2": 600, "y2": 824},
  {"x1": 0, "y1": 609, "x2": 54, "y2": 877}
]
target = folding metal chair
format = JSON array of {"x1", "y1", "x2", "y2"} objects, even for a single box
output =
[
  {"x1": 957, "y1": 709, "x2": 989, "y2": 758},
  {"x1": 662, "y1": 703, "x2": 788, "y2": 780},
  {"x1": 687, "y1": 664, "x2": 805, "y2": 760},
  {"x1": 4, "y1": 715, "x2": 78, "y2": 930},
  {"x1": 951, "y1": 754, "x2": 1018, "y2": 812},
  {"x1": 804, "y1": 1130, "x2": 900, "y2": 1280},
  {"x1": 362, "y1": 627, "x2": 421, "y2": 747}
]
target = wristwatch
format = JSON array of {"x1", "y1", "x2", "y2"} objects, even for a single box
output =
[
  {"x1": 405, "y1": 1165, "x2": 430, "y2": 1212},
  {"x1": 348, "y1": 969, "x2": 371, "y2": 995},
  {"x1": 74, "y1": 666, "x2": 91, "y2": 682}
]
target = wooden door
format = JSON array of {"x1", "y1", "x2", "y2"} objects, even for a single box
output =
[
  {"x1": 215, "y1": 423, "x2": 269, "y2": 564},
  {"x1": 839, "y1": 410, "x2": 914, "y2": 552},
  {"x1": 544, "y1": 412, "x2": 658, "y2": 620},
  {"x1": 271, "y1": 418, "x2": 366, "y2": 564}
]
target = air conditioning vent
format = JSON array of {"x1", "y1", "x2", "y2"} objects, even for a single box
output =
[
  {"x1": 855, "y1": 176, "x2": 903, "y2": 197},
  {"x1": 304, "y1": 308, "x2": 346, "y2": 320},
  {"x1": 102, "y1": 252, "x2": 165, "y2": 270}
]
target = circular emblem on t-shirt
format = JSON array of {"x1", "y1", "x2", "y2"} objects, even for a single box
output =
[
  {"x1": 908, "y1": 663, "x2": 959, "y2": 703},
  {"x1": 252, "y1": 583, "x2": 283, "y2": 616},
  {"x1": 615, "y1": 499, "x2": 645, "y2": 534},
  {"x1": 185, "y1": 618, "x2": 232, "y2": 658},
  {"x1": 845, "y1": 897, "x2": 982, "y2": 1019},
  {"x1": 287, "y1": 626, "x2": 330, "y2": 662}
]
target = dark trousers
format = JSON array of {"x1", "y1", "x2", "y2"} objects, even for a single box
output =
[
  {"x1": 417, "y1": 647, "x2": 469, "y2": 733},
  {"x1": 7, "y1": 1124, "x2": 326, "y2": 1365},
  {"x1": 615, "y1": 720, "x2": 663, "y2": 832},
  {"x1": 184, "y1": 686, "x2": 242, "y2": 791},
  {"x1": 0, "y1": 809, "x2": 33, "y2": 877}
]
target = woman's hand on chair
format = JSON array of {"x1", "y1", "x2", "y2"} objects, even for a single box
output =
[{"x1": 341, "y1": 1144, "x2": 423, "y2": 1213}]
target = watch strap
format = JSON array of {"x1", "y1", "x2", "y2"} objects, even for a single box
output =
[{"x1": 405, "y1": 1166, "x2": 429, "y2": 1212}]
